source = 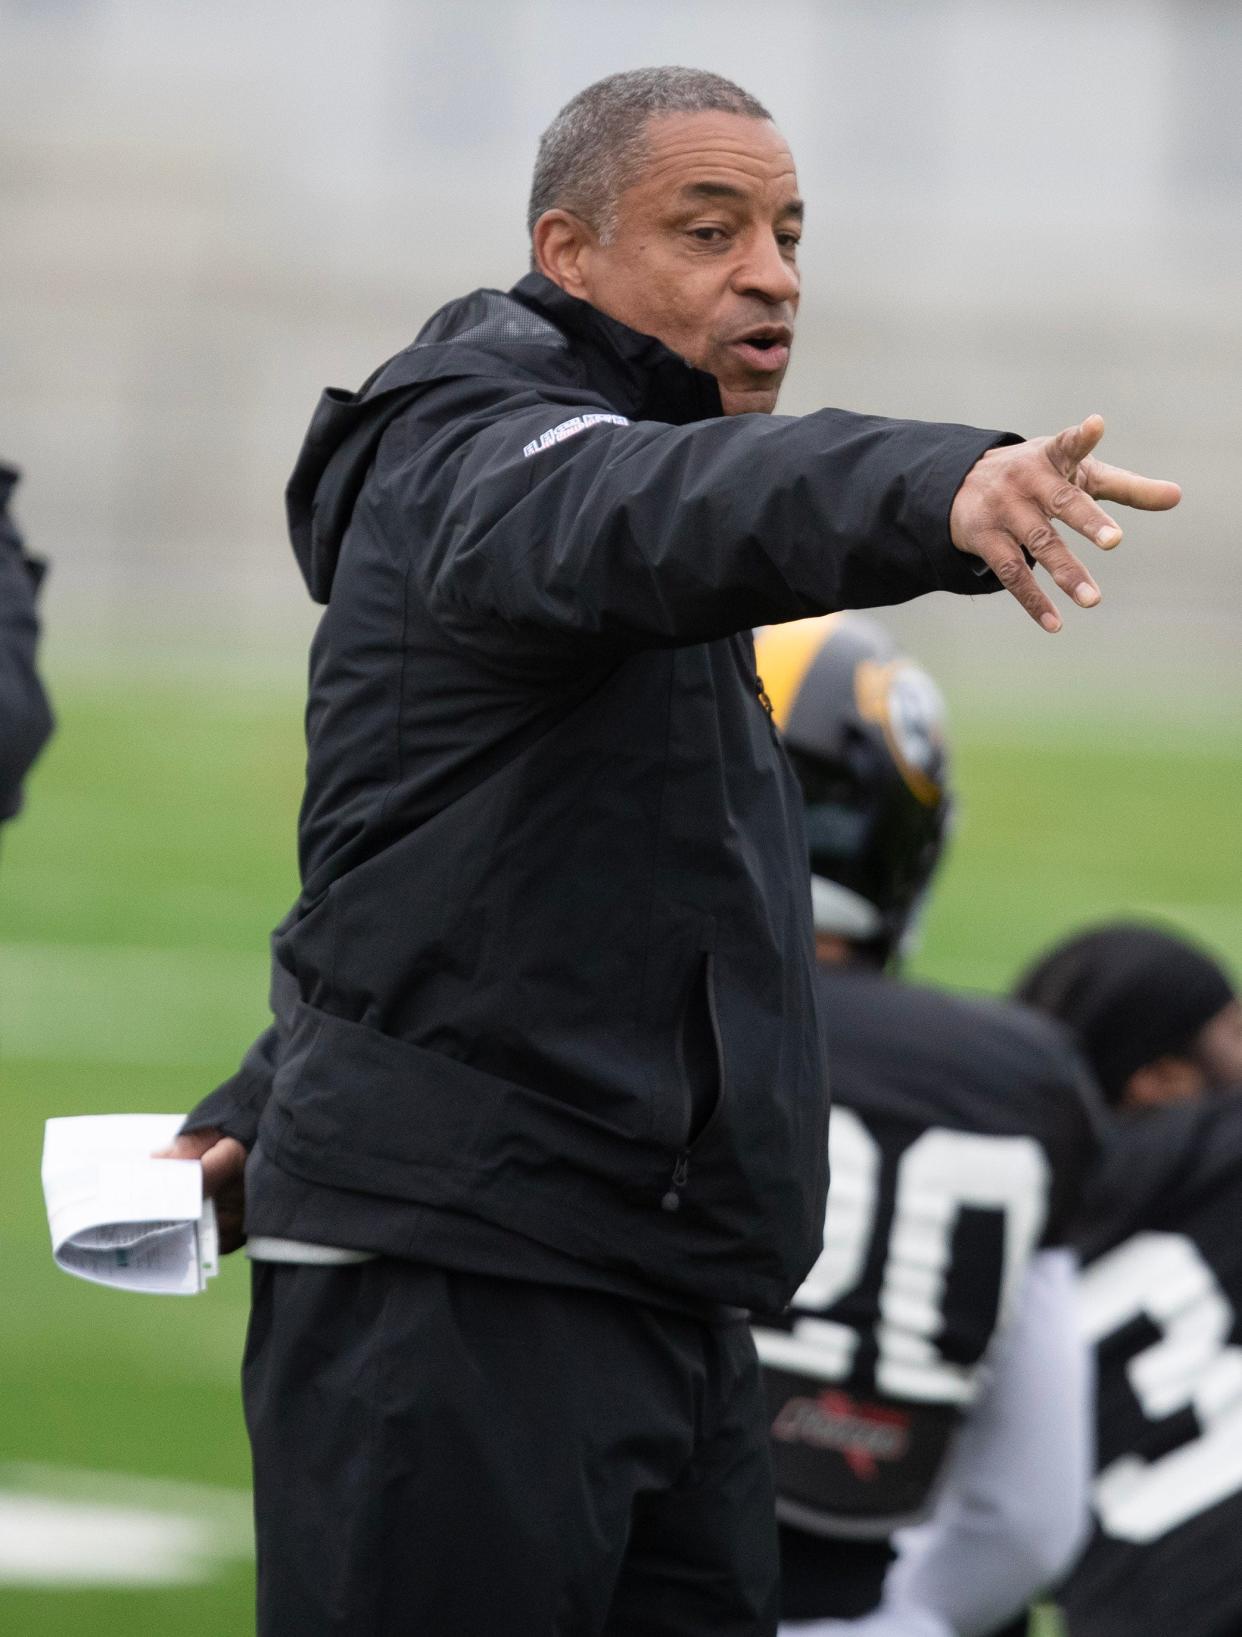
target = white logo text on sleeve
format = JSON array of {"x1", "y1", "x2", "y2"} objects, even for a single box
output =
[{"x1": 522, "y1": 413, "x2": 630, "y2": 458}]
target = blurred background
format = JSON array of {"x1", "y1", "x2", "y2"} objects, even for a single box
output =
[{"x1": 1, "y1": 1, "x2": 1238, "y2": 1631}]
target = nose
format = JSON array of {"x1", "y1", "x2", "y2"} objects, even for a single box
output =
[{"x1": 731, "y1": 230, "x2": 800, "y2": 307}]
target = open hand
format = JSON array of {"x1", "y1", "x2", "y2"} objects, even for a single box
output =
[
  {"x1": 950, "y1": 414, "x2": 1181, "y2": 631},
  {"x1": 154, "y1": 1127, "x2": 247, "y2": 1254}
]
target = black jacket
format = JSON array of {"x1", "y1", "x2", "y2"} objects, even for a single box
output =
[
  {"x1": 0, "y1": 464, "x2": 53, "y2": 822},
  {"x1": 187, "y1": 273, "x2": 1011, "y2": 1312}
]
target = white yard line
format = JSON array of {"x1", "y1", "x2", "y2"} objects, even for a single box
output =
[{"x1": 0, "y1": 1464, "x2": 252, "y2": 1587}]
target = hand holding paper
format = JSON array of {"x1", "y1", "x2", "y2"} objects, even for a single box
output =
[
  {"x1": 154, "y1": 1124, "x2": 247, "y2": 1253},
  {"x1": 42, "y1": 1114, "x2": 220, "y2": 1295}
]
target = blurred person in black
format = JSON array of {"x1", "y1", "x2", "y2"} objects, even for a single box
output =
[
  {"x1": 156, "y1": 66, "x2": 1182, "y2": 1635},
  {"x1": 1016, "y1": 923, "x2": 1242, "y2": 1116},
  {"x1": 1005, "y1": 923, "x2": 1242, "y2": 1637},
  {"x1": 0, "y1": 463, "x2": 53, "y2": 825},
  {"x1": 752, "y1": 615, "x2": 1103, "y2": 1637}
]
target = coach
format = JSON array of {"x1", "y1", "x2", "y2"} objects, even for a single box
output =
[{"x1": 168, "y1": 68, "x2": 1179, "y2": 1635}]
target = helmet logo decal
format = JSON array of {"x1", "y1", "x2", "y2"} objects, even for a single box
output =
[{"x1": 855, "y1": 660, "x2": 945, "y2": 809}]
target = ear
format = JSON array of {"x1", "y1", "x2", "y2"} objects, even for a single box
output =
[
  {"x1": 532, "y1": 209, "x2": 596, "y2": 300},
  {"x1": 1123, "y1": 1056, "x2": 1205, "y2": 1111}
]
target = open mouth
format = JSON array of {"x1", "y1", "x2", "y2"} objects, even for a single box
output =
[{"x1": 729, "y1": 330, "x2": 792, "y2": 373}]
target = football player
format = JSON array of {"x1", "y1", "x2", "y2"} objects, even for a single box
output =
[
  {"x1": 1013, "y1": 922, "x2": 1242, "y2": 1637},
  {"x1": 750, "y1": 614, "x2": 1104, "y2": 1637}
]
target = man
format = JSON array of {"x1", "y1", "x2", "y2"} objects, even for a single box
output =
[
  {"x1": 1016, "y1": 923, "x2": 1242, "y2": 1115},
  {"x1": 1012, "y1": 923, "x2": 1242, "y2": 1637},
  {"x1": 164, "y1": 68, "x2": 1179, "y2": 1634},
  {"x1": 748, "y1": 614, "x2": 1102, "y2": 1637},
  {"x1": 0, "y1": 463, "x2": 53, "y2": 824}
]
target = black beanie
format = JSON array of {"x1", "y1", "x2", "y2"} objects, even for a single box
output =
[{"x1": 1014, "y1": 922, "x2": 1236, "y2": 1104}]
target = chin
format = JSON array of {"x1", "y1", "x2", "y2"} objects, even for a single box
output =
[{"x1": 722, "y1": 387, "x2": 782, "y2": 416}]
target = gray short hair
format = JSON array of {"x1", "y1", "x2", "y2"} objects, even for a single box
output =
[{"x1": 527, "y1": 67, "x2": 772, "y2": 243}]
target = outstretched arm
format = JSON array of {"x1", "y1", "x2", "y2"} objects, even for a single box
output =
[
  {"x1": 401, "y1": 388, "x2": 1178, "y2": 654},
  {"x1": 400, "y1": 393, "x2": 1018, "y2": 653}
]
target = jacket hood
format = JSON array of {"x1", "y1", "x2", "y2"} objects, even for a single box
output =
[{"x1": 285, "y1": 273, "x2": 721, "y2": 603}]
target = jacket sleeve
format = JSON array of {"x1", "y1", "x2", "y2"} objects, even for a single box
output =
[
  {"x1": 179, "y1": 929, "x2": 301, "y2": 1149},
  {"x1": 390, "y1": 391, "x2": 1017, "y2": 652},
  {"x1": 0, "y1": 466, "x2": 54, "y2": 820},
  {"x1": 180, "y1": 1023, "x2": 279, "y2": 1151}
]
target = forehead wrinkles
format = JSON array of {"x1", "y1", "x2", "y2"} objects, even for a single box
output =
[
  {"x1": 631, "y1": 118, "x2": 798, "y2": 198},
  {"x1": 640, "y1": 147, "x2": 798, "y2": 197}
]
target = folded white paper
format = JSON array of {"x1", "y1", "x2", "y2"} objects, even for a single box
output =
[{"x1": 42, "y1": 1115, "x2": 219, "y2": 1295}]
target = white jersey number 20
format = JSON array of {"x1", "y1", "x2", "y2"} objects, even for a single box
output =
[{"x1": 757, "y1": 1108, "x2": 1050, "y2": 1407}]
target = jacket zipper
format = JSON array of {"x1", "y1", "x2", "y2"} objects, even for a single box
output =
[
  {"x1": 660, "y1": 952, "x2": 728, "y2": 1213},
  {"x1": 754, "y1": 671, "x2": 780, "y2": 743},
  {"x1": 661, "y1": 1151, "x2": 690, "y2": 1213}
]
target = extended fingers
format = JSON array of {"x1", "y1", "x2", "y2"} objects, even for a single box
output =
[
  {"x1": 973, "y1": 530, "x2": 1064, "y2": 633},
  {"x1": 1042, "y1": 478, "x2": 1123, "y2": 550},
  {"x1": 949, "y1": 416, "x2": 1180, "y2": 633},
  {"x1": 1079, "y1": 457, "x2": 1183, "y2": 512},
  {"x1": 1043, "y1": 416, "x2": 1181, "y2": 536},
  {"x1": 1007, "y1": 504, "x2": 1101, "y2": 607}
]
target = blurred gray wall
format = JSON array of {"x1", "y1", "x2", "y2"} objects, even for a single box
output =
[{"x1": 2, "y1": 0, "x2": 1239, "y2": 705}]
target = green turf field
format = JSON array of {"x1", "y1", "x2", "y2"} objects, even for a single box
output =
[{"x1": 3, "y1": 655, "x2": 1239, "y2": 1634}]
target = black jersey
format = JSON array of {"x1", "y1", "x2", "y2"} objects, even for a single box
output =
[
  {"x1": 753, "y1": 964, "x2": 1099, "y2": 1543},
  {"x1": 1061, "y1": 1093, "x2": 1242, "y2": 1637}
]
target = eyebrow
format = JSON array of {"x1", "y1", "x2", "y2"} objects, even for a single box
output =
[{"x1": 679, "y1": 181, "x2": 805, "y2": 220}]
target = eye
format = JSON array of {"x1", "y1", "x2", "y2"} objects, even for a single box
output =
[
  {"x1": 777, "y1": 231, "x2": 801, "y2": 251},
  {"x1": 688, "y1": 225, "x2": 728, "y2": 243}
]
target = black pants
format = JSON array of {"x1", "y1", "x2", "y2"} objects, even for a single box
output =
[{"x1": 243, "y1": 1260, "x2": 779, "y2": 1636}]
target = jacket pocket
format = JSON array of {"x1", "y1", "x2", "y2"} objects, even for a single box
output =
[{"x1": 678, "y1": 950, "x2": 728, "y2": 1150}]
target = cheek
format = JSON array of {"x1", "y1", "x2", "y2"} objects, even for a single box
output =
[
  {"x1": 634, "y1": 281, "x2": 711, "y2": 358},
  {"x1": 601, "y1": 253, "x2": 681, "y2": 328},
  {"x1": 660, "y1": 281, "x2": 731, "y2": 360},
  {"x1": 590, "y1": 242, "x2": 726, "y2": 366}
]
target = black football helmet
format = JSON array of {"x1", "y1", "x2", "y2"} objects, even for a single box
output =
[{"x1": 754, "y1": 613, "x2": 953, "y2": 964}]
